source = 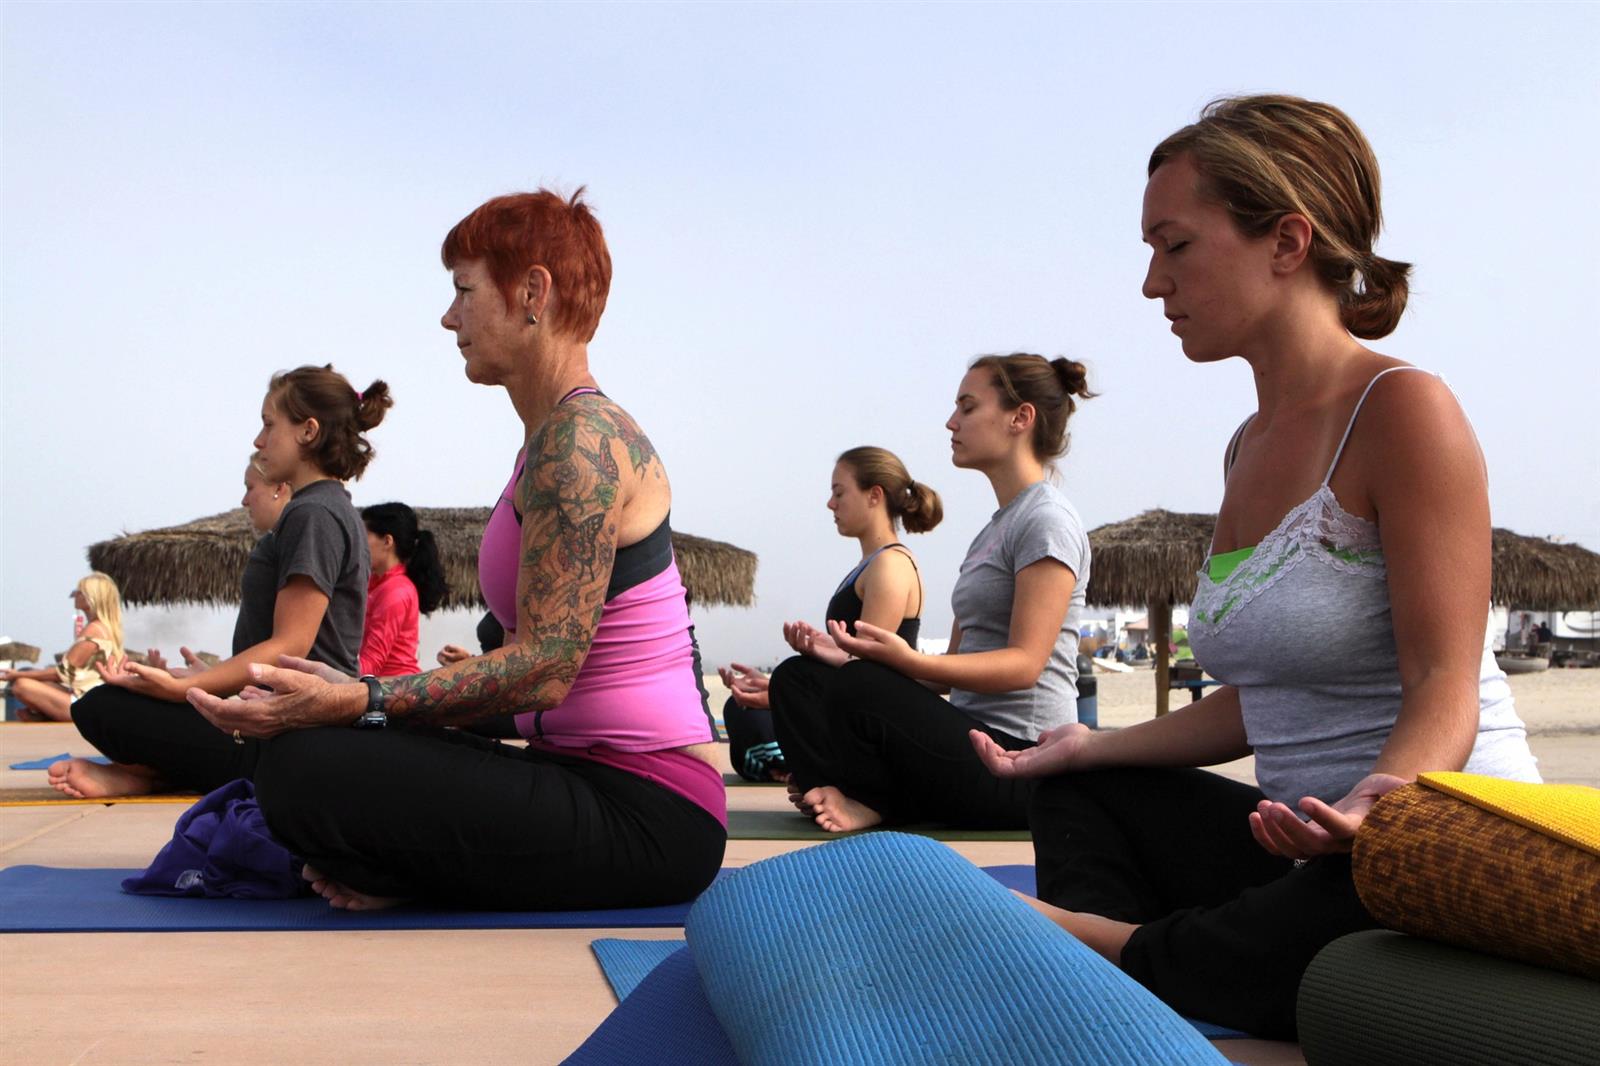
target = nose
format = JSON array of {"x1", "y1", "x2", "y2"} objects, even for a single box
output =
[
  {"x1": 946, "y1": 412, "x2": 959, "y2": 432},
  {"x1": 252, "y1": 429, "x2": 266, "y2": 449},
  {"x1": 441, "y1": 301, "x2": 460, "y2": 332},
  {"x1": 1142, "y1": 253, "x2": 1172, "y2": 300}
]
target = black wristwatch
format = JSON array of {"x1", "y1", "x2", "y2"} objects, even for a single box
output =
[{"x1": 355, "y1": 675, "x2": 387, "y2": 729}]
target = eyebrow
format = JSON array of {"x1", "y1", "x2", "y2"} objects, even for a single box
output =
[
  {"x1": 955, "y1": 393, "x2": 977, "y2": 404},
  {"x1": 1142, "y1": 220, "x2": 1174, "y2": 239}
]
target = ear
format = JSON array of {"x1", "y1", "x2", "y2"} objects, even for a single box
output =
[
  {"x1": 522, "y1": 265, "x2": 554, "y2": 323},
  {"x1": 1270, "y1": 213, "x2": 1314, "y2": 275},
  {"x1": 300, "y1": 417, "x2": 321, "y2": 445},
  {"x1": 867, "y1": 485, "x2": 884, "y2": 507},
  {"x1": 1011, "y1": 402, "x2": 1038, "y2": 435}
]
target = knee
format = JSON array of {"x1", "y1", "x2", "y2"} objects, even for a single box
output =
[
  {"x1": 254, "y1": 728, "x2": 349, "y2": 827},
  {"x1": 69, "y1": 685, "x2": 114, "y2": 740}
]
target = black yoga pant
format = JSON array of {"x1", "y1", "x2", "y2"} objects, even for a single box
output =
[
  {"x1": 73, "y1": 685, "x2": 726, "y2": 910},
  {"x1": 770, "y1": 657, "x2": 1034, "y2": 827},
  {"x1": 723, "y1": 696, "x2": 785, "y2": 782},
  {"x1": 254, "y1": 727, "x2": 726, "y2": 909},
  {"x1": 73, "y1": 685, "x2": 261, "y2": 792},
  {"x1": 1030, "y1": 767, "x2": 1380, "y2": 1039}
]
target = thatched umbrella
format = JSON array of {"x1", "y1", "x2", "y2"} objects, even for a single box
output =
[
  {"x1": 1489, "y1": 528, "x2": 1600, "y2": 611},
  {"x1": 0, "y1": 642, "x2": 42, "y2": 664},
  {"x1": 1086, "y1": 510, "x2": 1600, "y2": 715},
  {"x1": 1085, "y1": 509, "x2": 1214, "y2": 716},
  {"x1": 89, "y1": 508, "x2": 757, "y2": 611}
]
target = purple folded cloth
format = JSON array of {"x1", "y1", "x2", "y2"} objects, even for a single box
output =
[{"x1": 121, "y1": 779, "x2": 308, "y2": 899}]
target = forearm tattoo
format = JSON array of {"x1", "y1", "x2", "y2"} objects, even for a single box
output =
[{"x1": 383, "y1": 397, "x2": 660, "y2": 725}]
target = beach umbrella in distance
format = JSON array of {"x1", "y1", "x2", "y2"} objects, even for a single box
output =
[
  {"x1": 1489, "y1": 528, "x2": 1600, "y2": 611},
  {"x1": 88, "y1": 508, "x2": 758, "y2": 611},
  {"x1": 1086, "y1": 510, "x2": 1600, "y2": 717},
  {"x1": 1085, "y1": 509, "x2": 1215, "y2": 717}
]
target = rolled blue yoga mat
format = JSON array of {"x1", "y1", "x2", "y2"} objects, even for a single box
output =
[{"x1": 570, "y1": 834, "x2": 1238, "y2": 1064}]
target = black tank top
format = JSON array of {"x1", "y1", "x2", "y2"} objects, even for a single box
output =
[{"x1": 825, "y1": 544, "x2": 921, "y2": 645}]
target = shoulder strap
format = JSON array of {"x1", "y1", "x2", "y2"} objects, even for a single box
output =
[
  {"x1": 1222, "y1": 414, "x2": 1256, "y2": 481},
  {"x1": 1322, "y1": 366, "x2": 1433, "y2": 485}
]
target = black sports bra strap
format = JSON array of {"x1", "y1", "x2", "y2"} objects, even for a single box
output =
[{"x1": 1223, "y1": 414, "x2": 1255, "y2": 482}]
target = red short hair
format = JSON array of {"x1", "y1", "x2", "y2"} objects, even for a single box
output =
[{"x1": 440, "y1": 188, "x2": 612, "y2": 342}]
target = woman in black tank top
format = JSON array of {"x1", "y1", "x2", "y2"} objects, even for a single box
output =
[{"x1": 719, "y1": 447, "x2": 942, "y2": 781}]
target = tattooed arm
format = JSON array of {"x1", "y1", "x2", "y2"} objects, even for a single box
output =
[{"x1": 380, "y1": 399, "x2": 645, "y2": 725}]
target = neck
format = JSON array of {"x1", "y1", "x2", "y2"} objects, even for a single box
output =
[
  {"x1": 856, "y1": 519, "x2": 899, "y2": 558},
  {"x1": 1240, "y1": 297, "x2": 1367, "y2": 419},
  {"x1": 372, "y1": 558, "x2": 396, "y2": 577},
  {"x1": 503, "y1": 337, "x2": 597, "y2": 438},
  {"x1": 985, "y1": 453, "x2": 1046, "y2": 509},
  {"x1": 288, "y1": 466, "x2": 331, "y2": 493}
]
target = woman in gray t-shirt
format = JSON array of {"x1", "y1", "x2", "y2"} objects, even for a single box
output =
[{"x1": 776, "y1": 352, "x2": 1094, "y2": 833}]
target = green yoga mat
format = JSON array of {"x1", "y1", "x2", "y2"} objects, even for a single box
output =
[
  {"x1": 1298, "y1": 930, "x2": 1600, "y2": 1066},
  {"x1": 726, "y1": 808, "x2": 1030, "y2": 841},
  {"x1": 721, "y1": 773, "x2": 783, "y2": 787}
]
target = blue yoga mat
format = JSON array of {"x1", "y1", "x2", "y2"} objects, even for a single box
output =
[
  {"x1": 591, "y1": 938, "x2": 1247, "y2": 1040},
  {"x1": 572, "y1": 834, "x2": 1240, "y2": 1065},
  {"x1": 0, "y1": 865, "x2": 729, "y2": 932},
  {"x1": 9, "y1": 753, "x2": 111, "y2": 770}
]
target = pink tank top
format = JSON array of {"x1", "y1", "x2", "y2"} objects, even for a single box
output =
[{"x1": 478, "y1": 443, "x2": 725, "y2": 826}]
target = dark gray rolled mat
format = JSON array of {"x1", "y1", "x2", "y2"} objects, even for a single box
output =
[{"x1": 1298, "y1": 930, "x2": 1600, "y2": 1066}]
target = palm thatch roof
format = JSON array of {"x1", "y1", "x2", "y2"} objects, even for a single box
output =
[
  {"x1": 89, "y1": 508, "x2": 757, "y2": 611},
  {"x1": 0, "y1": 642, "x2": 43, "y2": 663},
  {"x1": 1490, "y1": 528, "x2": 1600, "y2": 610},
  {"x1": 1084, "y1": 509, "x2": 1215, "y2": 609},
  {"x1": 1083, "y1": 509, "x2": 1600, "y2": 611}
]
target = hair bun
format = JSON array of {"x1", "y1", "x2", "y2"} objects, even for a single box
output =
[
  {"x1": 1050, "y1": 357, "x2": 1096, "y2": 401},
  {"x1": 356, "y1": 380, "x2": 394, "y2": 431}
]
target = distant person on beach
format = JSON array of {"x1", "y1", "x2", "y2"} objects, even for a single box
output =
[
  {"x1": 721, "y1": 446, "x2": 939, "y2": 782},
  {"x1": 358, "y1": 502, "x2": 447, "y2": 677},
  {"x1": 973, "y1": 95, "x2": 1540, "y2": 1039},
  {"x1": 1, "y1": 573, "x2": 124, "y2": 721},
  {"x1": 183, "y1": 189, "x2": 725, "y2": 913},
  {"x1": 148, "y1": 456, "x2": 293, "y2": 677},
  {"x1": 50, "y1": 366, "x2": 389, "y2": 797},
  {"x1": 777, "y1": 353, "x2": 1095, "y2": 832}
]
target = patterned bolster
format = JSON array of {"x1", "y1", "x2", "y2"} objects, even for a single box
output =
[{"x1": 1352, "y1": 775, "x2": 1600, "y2": 979}]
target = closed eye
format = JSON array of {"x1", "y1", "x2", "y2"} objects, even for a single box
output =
[{"x1": 1167, "y1": 241, "x2": 1188, "y2": 254}]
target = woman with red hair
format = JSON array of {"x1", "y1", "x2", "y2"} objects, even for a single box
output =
[{"x1": 190, "y1": 189, "x2": 727, "y2": 912}]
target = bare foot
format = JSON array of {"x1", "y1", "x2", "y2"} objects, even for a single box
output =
[
  {"x1": 46, "y1": 758, "x2": 160, "y2": 798},
  {"x1": 302, "y1": 864, "x2": 407, "y2": 911},
  {"x1": 787, "y1": 778, "x2": 817, "y2": 816},
  {"x1": 802, "y1": 786, "x2": 883, "y2": 833}
]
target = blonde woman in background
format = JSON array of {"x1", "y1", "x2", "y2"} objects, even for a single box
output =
[{"x1": 2, "y1": 573, "x2": 125, "y2": 721}]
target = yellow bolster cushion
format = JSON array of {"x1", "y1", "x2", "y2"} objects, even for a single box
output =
[{"x1": 1352, "y1": 776, "x2": 1600, "y2": 980}]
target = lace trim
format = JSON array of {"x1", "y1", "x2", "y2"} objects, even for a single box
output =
[{"x1": 1191, "y1": 486, "x2": 1384, "y2": 635}]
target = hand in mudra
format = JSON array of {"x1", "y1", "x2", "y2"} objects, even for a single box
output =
[{"x1": 1248, "y1": 772, "x2": 1409, "y2": 860}]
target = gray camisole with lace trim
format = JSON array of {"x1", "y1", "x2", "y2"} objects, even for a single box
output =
[{"x1": 1188, "y1": 367, "x2": 1541, "y2": 805}]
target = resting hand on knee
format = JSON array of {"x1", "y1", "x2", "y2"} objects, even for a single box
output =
[
  {"x1": 1248, "y1": 772, "x2": 1408, "y2": 859},
  {"x1": 970, "y1": 722, "x2": 1092, "y2": 779}
]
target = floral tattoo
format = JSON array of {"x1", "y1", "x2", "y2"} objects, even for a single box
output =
[{"x1": 382, "y1": 396, "x2": 660, "y2": 725}]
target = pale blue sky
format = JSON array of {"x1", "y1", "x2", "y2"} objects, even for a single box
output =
[{"x1": 3, "y1": 2, "x2": 1597, "y2": 665}]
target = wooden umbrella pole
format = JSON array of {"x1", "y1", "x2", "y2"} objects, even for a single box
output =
[{"x1": 1151, "y1": 599, "x2": 1171, "y2": 717}]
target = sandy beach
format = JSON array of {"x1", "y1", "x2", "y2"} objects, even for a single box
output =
[{"x1": 705, "y1": 665, "x2": 1600, "y2": 787}]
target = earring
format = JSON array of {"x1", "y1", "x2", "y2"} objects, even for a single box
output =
[
  {"x1": 526, "y1": 313, "x2": 539, "y2": 325},
  {"x1": 272, "y1": 491, "x2": 281, "y2": 500}
]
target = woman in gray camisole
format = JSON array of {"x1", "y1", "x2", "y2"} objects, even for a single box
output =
[{"x1": 971, "y1": 95, "x2": 1540, "y2": 1040}]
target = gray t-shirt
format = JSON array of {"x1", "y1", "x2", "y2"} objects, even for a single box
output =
[
  {"x1": 949, "y1": 481, "x2": 1090, "y2": 741},
  {"x1": 232, "y1": 479, "x2": 368, "y2": 677}
]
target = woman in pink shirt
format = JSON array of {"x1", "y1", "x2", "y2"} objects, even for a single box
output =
[{"x1": 358, "y1": 502, "x2": 446, "y2": 677}]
